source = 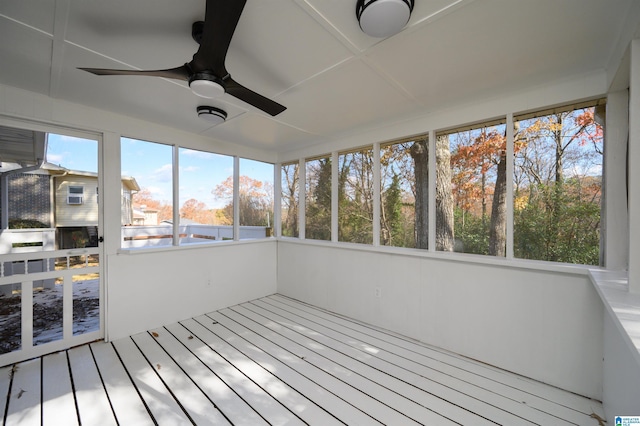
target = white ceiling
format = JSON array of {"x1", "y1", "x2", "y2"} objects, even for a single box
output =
[{"x1": 0, "y1": 0, "x2": 637, "y2": 153}]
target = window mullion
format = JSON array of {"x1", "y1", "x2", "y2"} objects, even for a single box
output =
[
  {"x1": 274, "y1": 163, "x2": 282, "y2": 237},
  {"x1": 372, "y1": 143, "x2": 381, "y2": 247},
  {"x1": 299, "y1": 158, "x2": 306, "y2": 240},
  {"x1": 331, "y1": 151, "x2": 339, "y2": 242},
  {"x1": 172, "y1": 145, "x2": 179, "y2": 246},
  {"x1": 233, "y1": 156, "x2": 240, "y2": 241}
]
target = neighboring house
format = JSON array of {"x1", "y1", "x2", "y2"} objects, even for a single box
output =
[
  {"x1": 3, "y1": 168, "x2": 53, "y2": 227},
  {"x1": 1, "y1": 164, "x2": 140, "y2": 249},
  {"x1": 132, "y1": 204, "x2": 158, "y2": 226},
  {"x1": 121, "y1": 176, "x2": 140, "y2": 226}
]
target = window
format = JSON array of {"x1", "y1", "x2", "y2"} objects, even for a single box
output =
[
  {"x1": 436, "y1": 119, "x2": 507, "y2": 255},
  {"x1": 67, "y1": 186, "x2": 84, "y2": 204},
  {"x1": 380, "y1": 136, "x2": 426, "y2": 248},
  {"x1": 513, "y1": 101, "x2": 604, "y2": 265},
  {"x1": 338, "y1": 148, "x2": 374, "y2": 244},
  {"x1": 281, "y1": 162, "x2": 299, "y2": 237},
  {"x1": 121, "y1": 137, "x2": 276, "y2": 247},
  {"x1": 237, "y1": 158, "x2": 274, "y2": 239},
  {"x1": 180, "y1": 148, "x2": 234, "y2": 243},
  {"x1": 305, "y1": 156, "x2": 332, "y2": 241},
  {"x1": 280, "y1": 99, "x2": 605, "y2": 266},
  {"x1": 121, "y1": 138, "x2": 174, "y2": 248}
]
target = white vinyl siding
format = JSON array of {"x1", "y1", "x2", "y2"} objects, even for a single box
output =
[{"x1": 55, "y1": 176, "x2": 98, "y2": 227}]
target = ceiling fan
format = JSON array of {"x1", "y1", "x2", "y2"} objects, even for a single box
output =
[{"x1": 79, "y1": 0, "x2": 286, "y2": 116}]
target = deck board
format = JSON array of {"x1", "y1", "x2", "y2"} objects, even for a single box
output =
[
  {"x1": 182, "y1": 317, "x2": 344, "y2": 425},
  {"x1": 112, "y1": 337, "x2": 192, "y2": 426},
  {"x1": 165, "y1": 322, "x2": 306, "y2": 426},
  {"x1": 67, "y1": 344, "x2": 117, "y2": 426},
  {"x1": 147, "y1": 326, "x2": 267, "y2": 426},
  {"x1": 240, "y1": 301, "x2": 526, "y2": 425},
  {"x1": 90, "y1": 341, "x2": 154, "y2": 425},
  {"x1": 0, "y1": 364, "x2": 12, "y2": 423},
  {"x1": 41, "y1": 352, "x2": 77, "y2": 426},
  {"x1": 130, "y1": 331, "x2": 231, "y2": 425},
  {"x1": 250, "y1": 298, "x2": 582, "y2": 425},
  {"x1": 0, "y1": 294, "x2": 605, "y2": 426},
  {"x1": 4, "y1": 358, "x2": 40, "y2": 426},
  {"x1": 269, "y1": 294, "x2": 606, "y2": 421},
  {"x1": 228, "y1": 304, "x2": 464, "y2": 425}
]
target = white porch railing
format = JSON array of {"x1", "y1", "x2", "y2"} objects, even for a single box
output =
[
  {"x1": 0, "y1": 228, "x2": 56, "y2": 253},
  {"x1": 0, "y1": 229, "x2": 57, "y2": 296},
  {"x1": 0, "y1": 247, "x2": 101, "y2": 366}
]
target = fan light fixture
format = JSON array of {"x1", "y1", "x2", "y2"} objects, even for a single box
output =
[
  {"x1": 197, "y1": 106, "x2": 227, "y2": 125},
  {"x1": 356, "y1": 0, "x2": 414, "y2": 38},
  {"x1": 190, "y1": 73, "x2": 225, "y2": 98}
]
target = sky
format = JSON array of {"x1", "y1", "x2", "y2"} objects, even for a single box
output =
[{"x1": 46, "y1": 134, "x2": 274, "y2": 209}]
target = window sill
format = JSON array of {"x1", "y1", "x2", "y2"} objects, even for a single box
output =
[
  {"x1": 277, "y1": 237, "x2": 597, "y2": 275},
  {"x1": 116, "y1": 237, "x2": 275, "y2": 255},
  {"x1": 589, "y1": 269, "x2": 640, "y2": 367}
]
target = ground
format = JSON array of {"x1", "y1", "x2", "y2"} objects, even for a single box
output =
[{"x1": 0, "y1": 279, "x2": 100, "y2": 354}]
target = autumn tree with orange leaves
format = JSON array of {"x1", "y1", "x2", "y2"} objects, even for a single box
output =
[
  {"x1": 213, "y1": 175, "x2": 274, "y2": 226},
  {"x1": 132, "y1": 188, "x2": 173, "y2": 222},
  {"x1": 513, "y1": 105, "x2": 603, "y2": 264}
]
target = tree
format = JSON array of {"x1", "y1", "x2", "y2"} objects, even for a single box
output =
[
  {"x1": 132, "y1": 188, "x2": 172, "y2": 222},
  {"x1": 381, "y1": 173, "x2": 403, "y2": 245},
  {"x1": 180, "y1": 198, "x2": 217, "y2": 224},
  {"x1": 306, "y1": 158, "x2": 332, "y2": 240},
  {"x1": 410, "y1": 135, "x2": 455, "y2": 251},
  {"x1": 435, "y1": 135, "x2": 455, "y2": 251},
  {"x1": 380, "y1": 142, "x2": 416, "y2": 248},
  {"x1": 410, "y1": 138, "x2": 429, "y2": 249},
  {"x1": 337, "y1": 150, "x2": 374, "y2": 244},
  {"x1": 281, "y1": 164, "x2": 299, "y2": 237},
  {"x1": 489, "y1": 146, "x2": 507, "y2": 256},
  {"x1": 212, "y1": 176, "x2": 273, "y2": 226},
  {"x1": 514, "y1": 106, "x2": 603, "y2": 264}
]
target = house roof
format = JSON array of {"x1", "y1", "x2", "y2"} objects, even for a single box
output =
[
  {"x1": 0, "y1": 127, "x2": 47, "y2": 169},
  {"x1": 0, "y1": 1, "x2": 639, "y2": 154}
]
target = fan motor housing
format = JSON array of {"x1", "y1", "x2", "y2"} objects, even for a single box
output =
[{"x1": 356, "y1": 0, "x2": 414, "y2": 38}]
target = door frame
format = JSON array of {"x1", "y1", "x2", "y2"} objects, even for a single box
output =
[{"x1": 0, "y1": 116, "x2": 105, "y2": 366}]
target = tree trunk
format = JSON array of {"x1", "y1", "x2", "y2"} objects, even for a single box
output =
[
  {"x1": 435, "y1": 135, "x2": 455, "y2": 251},
  {"x1": 410, "y1": 138, "x2": 429, "y2": 249},
  {"x1": 489, "y1": 149, "x2": 507, "y2": 256}
]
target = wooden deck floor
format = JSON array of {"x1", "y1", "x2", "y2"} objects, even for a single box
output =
[{"x1": 1, "y1": 294, "x2": 605, "y2": 425}]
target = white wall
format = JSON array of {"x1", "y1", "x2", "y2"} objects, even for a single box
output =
[
  {"x1": 277, "y1": 240, "x2": 604, "y2": 400},
  {"x1": 602, "y1": 314, "x2": 640, "y2": 418},
  {"x1": 107, "y1": 240, "x2": 277, "y2": 340}
]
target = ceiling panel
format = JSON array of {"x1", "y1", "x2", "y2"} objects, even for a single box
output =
[
  {"x1": 0, "y1": 0, "x2": 56, "y2": 35},
  {"x1": 364, "y1": 0, "x2": 631, "y2": 111},
  {"x1": 228, "y1": 0, "x2": 354, "y2": 93},
  {"x1": 203, "y1": 113, "x2": 315, "y2": 150},
  {"x1": 0, "y1": 0, "x2": 636, "y2": 154},
  {"x1": 65, "y1": 0, "x2": 202, "y2": 71},
  {"x1": 279, "y1": 58, "x2": 419, "y2": 136},
  {"x1": 302, "y1": 0, "x2": 466, "y2": 52},
  {"x1": 0, "y1": 16, "x2": 53, "y2": 95}
]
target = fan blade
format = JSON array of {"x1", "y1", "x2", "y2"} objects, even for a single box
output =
[
  {"x1": 78, "y1": 65, "x2": 191, "y2": 81},
  {"x1": 225, "y1": 77, "x2": 286, "y2": 116},
  {"x1": 191, "y1": 0, "x2": 247, "y2": 75}
]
